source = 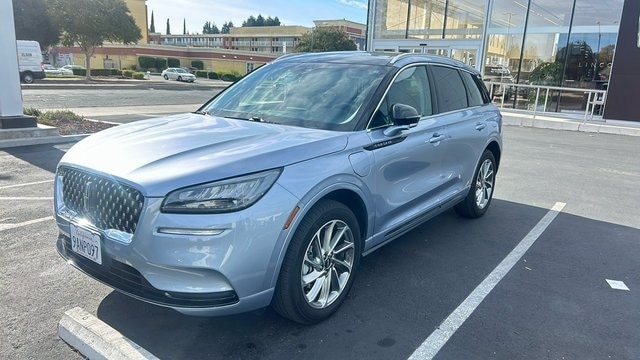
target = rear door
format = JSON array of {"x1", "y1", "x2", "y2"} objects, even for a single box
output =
[{"x1": 427, "y1": 65, "x2": 492, "y2": 203}]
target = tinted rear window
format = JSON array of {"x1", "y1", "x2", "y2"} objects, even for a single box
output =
[{"x1": 430, "y1": 65, "x2": 468, "y2": 113}]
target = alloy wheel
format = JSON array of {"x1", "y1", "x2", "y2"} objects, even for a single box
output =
[
  {"x1": 475, "y1": 158, "x2": 494, "y2": 210},
  {"x1": 301, "y1": 220, "x2": 355, "y2": 309}
]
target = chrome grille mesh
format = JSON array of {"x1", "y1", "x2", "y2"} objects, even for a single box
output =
[{"x1": 59, "y1": 167, "x2": 144, "y2": 234}]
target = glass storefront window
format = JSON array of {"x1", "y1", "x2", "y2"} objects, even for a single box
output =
[
  {"x1": 484, "y1": 0, "x2": 527, "y2": 80},
  {"x1": 444, "y1": 0, "x2": 486, "y2": 39},
  {"x1": 374, "y1": 0, "x2": 410, "y2": 39},
  {"x1": 407, "y1": 0, "x2": 446, "y2": 39}
]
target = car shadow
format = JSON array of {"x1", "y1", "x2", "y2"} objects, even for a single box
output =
[
  {"x1": 3, "y1": 142, "x2": 71, "y2": 174},
  {"x1": 95, "y1": 199, "x2": 555, "y2": 360}
]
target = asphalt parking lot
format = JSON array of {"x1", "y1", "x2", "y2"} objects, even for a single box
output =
[{"x1": 1, "y1": 126, "x2": 638, "y2": 359}]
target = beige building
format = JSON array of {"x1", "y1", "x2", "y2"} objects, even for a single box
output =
[
  {"x1": 60, "y1": 43, "x2": 277, "y2": 74},
  {"x1": 125, "y1": 0, "x2": 149, "y2": 44},
  {"x1": 156, "y1": 26, "x2": 311, "y2": 54}
]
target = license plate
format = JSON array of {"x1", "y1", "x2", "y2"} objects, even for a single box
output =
[{"x1": 70, "y1": 223, "x2": 102, "y2": 265}]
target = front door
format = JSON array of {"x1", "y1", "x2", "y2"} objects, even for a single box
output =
[{"x1": 366, "y1": 65, "x2": 450, "y2": 246}]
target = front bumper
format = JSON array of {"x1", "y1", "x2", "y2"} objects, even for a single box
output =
[
  {"x1": 55, "y1": 181, "x2": 300, "y2": 316},
  {"x1": 57, "y1": 234, "x2": 239, "y2": 307}
]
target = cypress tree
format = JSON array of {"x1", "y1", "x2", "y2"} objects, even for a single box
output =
[{"x1": 149, "y1": 11, "x2": 155, "y2": 33}]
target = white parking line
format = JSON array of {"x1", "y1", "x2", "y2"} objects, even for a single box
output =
[
  {"x1": 0, "y1": 216, "x2": 54, "y2": 232},
  {"x1": 0, "y1": 179, "x2": 54, "y2": 190},
  {"x1": 408, "y1": 202, "x2": 566, "y2": 360},
  {"x1": 606, "y1": 279, "x2": 630, "y2": 291}
]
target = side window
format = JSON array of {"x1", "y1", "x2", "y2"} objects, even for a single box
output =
[
  {"x1": 430, "y1": 65, "x2": 468, "y2": 113},
  {"x1": 370, "y1": 66, "x2": 432, "y2": 128},
  {"x1": 471, "y1": 73, "x2": 492, "y2": 104},
  {"x1": 461, "y1": 71, "x2": 484, "y2": 107}
]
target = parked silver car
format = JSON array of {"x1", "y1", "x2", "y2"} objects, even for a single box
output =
[
  {"x1": 55, "y1": 52, "x2": 502, "y2": 324},
  {"x1": 162, "y1": 67, "x2": 196, "y2": 82}
]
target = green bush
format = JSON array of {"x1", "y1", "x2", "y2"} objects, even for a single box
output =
[
  {"x1": 218, "y1": 70, "x2": 242, "y2": 82},
  {"x1": 72, "y1": 68, "x2": 86, "y2": 76},
  {"x1": 191, "y1": 60, "x2": 204, "y2": 70},
  {"x1": 132, "y1": 72, "x2": 146, "y2": 80},
  {"x1": 37, "y1": 110, "x2": 84, "y2": 126},
  {"x1": 138, "y1": 56, "x2": 155, "y2": 69},
  {"x1": 155, "y1": 58, "x2": 167, "y2": 71},
  {"x1": 195, "y1": 70, "x2": 208, "y2": 78},
  {"x1": 167, "y1": 57, "x2": 180, "y2": 67},
  {"x1": 23, "y1": 107, "x2": 42, "y2": 117},
  {"x1": 122, "y1": 69, "x2": 134, "y2": 78},
  {"x1": 109, "y1": 69, "x2": 123, "y2": 76},
  {"x1": 207, "y1": 71, "x2": 218, "y2": 80}
]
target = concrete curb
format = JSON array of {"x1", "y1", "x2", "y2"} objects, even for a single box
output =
[
  {"x1": 502, "y1": 115, "x2": 640, "y2": 137},
  {"x1": 0, "y1": 134, "x2": 87, "y2": 149},
  {"x1": 58, "y1": 307, "x2": 159, "y2": 360}
]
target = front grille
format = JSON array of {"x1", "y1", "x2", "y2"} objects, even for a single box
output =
[{"x1": 59, "y1": 167, "x2": 144, "y2": 234}]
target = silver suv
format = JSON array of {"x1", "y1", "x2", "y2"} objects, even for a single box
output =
[{"x1": 54, "y1": 52, "x2": 502, "y2": 324}]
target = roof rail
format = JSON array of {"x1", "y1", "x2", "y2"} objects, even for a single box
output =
[{"x1": 389, "y1": 52, "x2": 414, "y2": 65}]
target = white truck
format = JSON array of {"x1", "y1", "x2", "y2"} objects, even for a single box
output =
[{"x1": 16, "y1": 40, "x2": 45, "y2": 83}]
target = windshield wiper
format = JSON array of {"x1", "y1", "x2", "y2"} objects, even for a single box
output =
[{"x1": 193, "y1": 110, "x2": 210, "y2": 116}]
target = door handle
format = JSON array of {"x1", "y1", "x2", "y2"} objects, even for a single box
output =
[
  {"x1": 475, "y1": 122, "x2": 486, "y2": 131},
  {"x1": 428, "y1": 133, "x2": 446, "y2": 143}
]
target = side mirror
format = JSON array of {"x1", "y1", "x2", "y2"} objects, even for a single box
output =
[
  {"x1": 383, "y1": 104, "x2": 420, "y2": 137},
  {"x1": 391, "y1": 103, "x2": 420, "y2": 126}
]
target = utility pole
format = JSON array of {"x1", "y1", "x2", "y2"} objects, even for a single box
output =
[{"x1": 0, "y1": 0, "x2": 36, "y2": 129}]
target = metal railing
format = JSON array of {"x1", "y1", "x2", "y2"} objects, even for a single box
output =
[{"x1": 485, "y1": 82, "x2": 607, "y2": 121}]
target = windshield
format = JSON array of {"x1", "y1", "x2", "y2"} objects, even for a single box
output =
[
  {"x1": 202, "y1": 61, "x2": 388, "y2": 131},
  {"x1": 176, "y1": 68, "x2": 188, "y2": 73}
]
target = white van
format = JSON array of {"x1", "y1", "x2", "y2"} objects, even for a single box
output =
[{"x1": 16, "y1": 40, "x2": 45, "y2": 83}]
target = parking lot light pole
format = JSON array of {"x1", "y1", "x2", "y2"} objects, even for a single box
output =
[{"x1": 0, "y1": 0, "x2": 36, "y2": 129}]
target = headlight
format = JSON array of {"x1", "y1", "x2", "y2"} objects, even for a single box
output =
[{"x1": 161, "y1": 169, "x2": 282, "y2": 213}]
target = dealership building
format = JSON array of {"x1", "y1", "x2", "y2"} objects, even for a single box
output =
[{"x1": 366, "y1": 0, "x2": 640, "y2": 121}]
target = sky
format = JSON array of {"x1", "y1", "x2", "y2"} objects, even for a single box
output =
[{"x1": 146, "y1": 0, "x2": 368, "y2": 34}]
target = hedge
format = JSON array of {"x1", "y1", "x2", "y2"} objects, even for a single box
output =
[
  {"x1": 217, "y1": 70, "x2": 242, "y2": 82},
  {"x1": 132, "y1": 72, "x2": 146, "y2": 80},
  {"x1": 191, "y1": 60, "x2": 204, "y2": 70},
  {"x1": 72, "y1": 68, "x2": 86, "y2": 76},
  {"x1": 207, "y1": 71, "x2": 218, "y2": 80},
  {"x1": 195, "y1": 70, "x2": 208, "y2": 78},
  {"x1": 138, "y1": 56, "x2": 155, "y2": 69},
  {"x1": 167, "y1": 57, "x2": 180, "y2": 67},
  {"x1": 155, "y1": 58, "x2": 167, "y2": 71},
  {"x1": 122, "y1": 69, "x2": 134, "y2": 78}
]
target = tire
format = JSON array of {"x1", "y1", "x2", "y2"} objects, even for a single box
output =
[
  {"x1": 177, "y1": 76, "x2": 182, "y2": 82},
  {"x1": 163, "y1": 74, "x2": 168, "y2": 80},
  {"x1": 272, "y1": 199, "x2": 361, "y2": 324},
  {"x1": 455, "y1": 150, "x2": 497, "y2": 218},
  {"x1": 22, "y1": 72, "x2": 34, "y2": 84}
]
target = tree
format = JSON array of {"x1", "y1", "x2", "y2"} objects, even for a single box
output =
[
  {"x1": 49, "y1": 0, "x2": 141, "y2": 80},
  {"x1": 242, "y1": 14, "x2": 281, "y2": 27},
  {"x1": 221, "y1": 21, "x2": 234, "y2": 34},
  {"x1": 203, "y1": 21, "x2": 220, "y2": 34},
  {"x1": 166, "y1": 18, "x2": 171, "y2": 35},
  {"x1": 149, "y1": 11, "x2": 155, "y2": 33},
  {"x1": 243, "y1": 16, "x2": 256, "y2": 27},
  {"x1": 183, "y1": 18, "x2": 186, "y2": 35},
  {"x1": 12, "y1": 0, "x2": 60, "y2": 47},
  {"x1": 295, "y1": 28, "x2": 356, "y2": 52},
  {"x1": 267, "y1": 16, "x2": 281, "y2": 26}
]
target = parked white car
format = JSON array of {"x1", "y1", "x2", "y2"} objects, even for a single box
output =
[
  {"x1": 162, "y1": 67, "x2": 196, "y2": 82},
  {"x1": 59, "y1": 65, "x2": 83, "y2": 75},
  {"x1": 43, "y1": 64, "x2": 62, "y2": 76}
]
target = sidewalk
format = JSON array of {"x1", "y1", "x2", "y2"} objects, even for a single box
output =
[{"x1": 501, "y1": 111, "x2": 640, "y2": 137}]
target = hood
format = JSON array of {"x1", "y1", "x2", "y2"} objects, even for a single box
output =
[{"x1": 59, "y1": 113, "x2": 348, "y2": 196}]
